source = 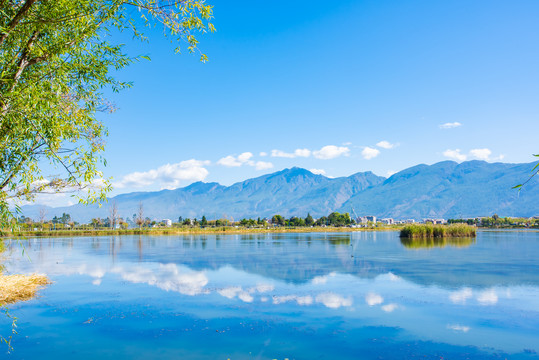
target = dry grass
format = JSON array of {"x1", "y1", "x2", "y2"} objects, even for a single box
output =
[{"x1": 0, "y1": 273, "x2": 50, "y2": 306}]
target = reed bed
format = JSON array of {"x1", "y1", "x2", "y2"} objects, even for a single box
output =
[
  {"x1": 1, "y1": 226, "x2": 400, "y2": 238},
  {"x1": 0, "y1": 240, "x2": 50, "y2": 305},
  {"x1": 400, "y1": 223, "x2": 476, "y2": 238},
  {"x1": 0, "y1": 273, "x2": 50, "y2": 305}
]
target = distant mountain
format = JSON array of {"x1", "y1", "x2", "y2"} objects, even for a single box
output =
[
  {"x1": 339, "y1": 161, "x2": 539, "y2": 219},
  {"x1": 20, "y1": 161, "x2": 539, "y2": 222}
]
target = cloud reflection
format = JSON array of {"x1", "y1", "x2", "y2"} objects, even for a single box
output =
[
  {"x1": 447, "y1": 324, "x2": 471, "y2": 332},
  {"x1": 316, "y1": 293, "x2": 353, "y2": 309},
  {"x1": 477, "y1": 289, "x2": 498, "y2": 305},
  {"x1": 112, "y1": 263, "x2": 209, "y2": 296},
  {"x1": 449, "y1": 288, "x2": 473, "y2": 304},
  {"x1": 365, "y1": 292, "x2": 384, "y2": 306},
  {"x1": 381, "y1": 303, "x2": 398, "y2": 312}
]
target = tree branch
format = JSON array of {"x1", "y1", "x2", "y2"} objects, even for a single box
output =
[{"x1": 0, "y1": 0, "x2": 38, "y2": 46}]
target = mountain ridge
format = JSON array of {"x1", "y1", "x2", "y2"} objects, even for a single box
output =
[{"x1": 20, "y1": 160, "x2": 539, "y2": 222}]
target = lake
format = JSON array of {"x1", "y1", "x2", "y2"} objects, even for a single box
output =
[{"x1": 1, "y1": 231, "x2": 538, "y2": 359}]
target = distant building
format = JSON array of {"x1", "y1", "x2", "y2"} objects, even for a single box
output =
[
  {"x1": 424, "y1": 219, "x2": 446, "y2": 225},
  {"x1": 381, "y1": 218, "x2": 394, "y2": 225},
  {"x1": 163, "y1": 219, "x2": 172, "y2": 227},
  {"x1": 365, "y1": 216, "x2": 377, "y2": 224}
]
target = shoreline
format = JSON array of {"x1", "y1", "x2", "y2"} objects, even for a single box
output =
[
  {"x1": 2, "y1": 226, "x2": 537, "y2": 239},
  {"x1": 1, "y1": 226, "x2": 400, "y2": 238}
]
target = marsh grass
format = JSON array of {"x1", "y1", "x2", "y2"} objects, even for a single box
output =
[
  {"x1": 400, "y1": 223, "x2": 476, "y2": 238},
  {"x1": 0, "y1": 274, "x2": 50, "y2": 306},
  {"x1": 0, "y1": 239, "x2": 50, "y2": 306},
  {"x1": 1, "y1": 226, "x2": 400, "y2": 238}
]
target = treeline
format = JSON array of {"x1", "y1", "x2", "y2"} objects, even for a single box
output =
[
  {"x1": 448, "y1": 215, "x2": 539, "y2": 228},
  {"x1": 178, "y1": 212, "x2": 353, "y2": 228},
  {"x1": 12, "y1": 211, "x2": 359, "y2": 231}
]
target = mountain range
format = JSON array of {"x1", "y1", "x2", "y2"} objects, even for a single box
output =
[{"x1": 21, "y1": 160, "x2": 539, "y2": 222}]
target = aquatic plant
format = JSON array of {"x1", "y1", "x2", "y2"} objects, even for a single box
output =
[
  {"x1": 0, "y1": 273, "x2": 50, "y2": 306},
  {"x1": 400, "y1": 223, "x2": 476, "y2": 238}
]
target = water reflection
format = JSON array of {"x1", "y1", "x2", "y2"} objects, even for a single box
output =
[
  {"x1": 1, "y1": 232, "x2": 539, "y2": 359},
  {"x1": 400, "y1": 237, "x2": 476, "y2": 249}
]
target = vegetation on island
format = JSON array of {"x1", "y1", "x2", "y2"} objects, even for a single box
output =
[{"x1": 400, "y1": 223, "x2": 476, "y2": 238}]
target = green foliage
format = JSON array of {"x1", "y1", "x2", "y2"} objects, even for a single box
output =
[
  {"x1": 400, "y1": 223, "x2": 476, "y2": 238},
  {"x1": 0, "y1": 0, "x2": 215, "y2": 226},
  {"x1": 513, "y1": 154, "x2": 539, "y2": 190}
]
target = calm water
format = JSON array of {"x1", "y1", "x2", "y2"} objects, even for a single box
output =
[{"x1": 1, "y1": 231, "x2": 539, "y2": 359}]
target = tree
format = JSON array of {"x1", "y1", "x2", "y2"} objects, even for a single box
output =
[
  {"x1": 271, "y1": 215, "x2": 285, "y2": 226},
  {"x1": 0, "y1": 0, "x2": 215, "y2": 226},
  {"x1": 305, "y1": 213, "x2": 314, "y2": 226},
  {"x1": 200, "y1": 215, "x2": 208, "y2": 227},
  {"x1": 109, "y1": 201, "x2": 118, "y2": 229},
  {"x1": 135, "y1": 201, "x2": 144, "y2": 229}
]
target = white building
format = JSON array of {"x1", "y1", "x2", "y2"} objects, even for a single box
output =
[{"x1": 163, "y1": 219, "x2": 172, "y2": 227}]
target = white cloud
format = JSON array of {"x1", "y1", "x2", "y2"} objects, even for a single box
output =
[
  {"x1": 386, "y1": 170, "x2": 396, "y2": 177},
  {"x1": 365, "y1": 292, "x2": 384, "y2": 306},
  {"x1": 376, "y1": 141, "x2": 396, "y2": 149},
  {"x1": 316, "y1": 292, "x2": 352, "y2": 309},
  {"x1": 477, "y1": 289, "x2": 498, "y2": 305},
  {"x1": 381, "y1": 303, "x2": 398, "y2": 312},
  {"x1": 361, "y1": 147, "x2": 380, "y2": 160},
  {"x1": 313, "y1": 145, "x2": 350, "y2": 160},
  {"x1": 115, "y1": 159, "x2": 210, "y2": 190},
  {"x1": 271, "y1": 148, "x2": 311, "y2": 158},
  {"x1": 218, "y1": 152, "x2": 273, "y2": 171},
  {"x1": 443, "y1": 149, "x2": 467, "y2": 162},
  {"x1": 254, "y1": 161, "x2": 274, "y2": 170},
  {"x1": 237, "y1": 152, "x2": 253, "y2": 162},
  {"x1": 440, "y1": 122, "x2": 462, "y2": 129},
  {"x1": 259, "y1": 152, "x2": 268, "y2": 157},
  {"x1": 449, "y1": 288, "x2": 473, "y2": 304},
  {"x1": 444, "y1": 148, "x2": 501, "y2": 162},
  {"x1": 447, "y1": 324, "x2": 470, "y2": 332},
  {"x1": 469, "y1": 148, "x2": 491, "y2": 160},
  {"x1": 218, "y1": 152, "x2": 253, "y2": 167},
  {"x1": 217, "y1": 155, "x2": 243, "y2": 167},
  {"x1": 309, "y1": 169, "x2": 327, "y2": 176}
]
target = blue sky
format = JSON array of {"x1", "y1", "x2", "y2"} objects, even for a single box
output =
[{"x1": 40, "y1": 0, "x2": 539, "y2": 205}]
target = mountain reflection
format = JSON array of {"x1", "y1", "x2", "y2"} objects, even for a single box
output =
[{"x1": 4, "y1": 231, "x2": 539, "y2": 289}]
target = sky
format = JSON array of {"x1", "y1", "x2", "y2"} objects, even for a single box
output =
[{"x1": 37, "y1": 0, "x2": 539, "y2": 206}]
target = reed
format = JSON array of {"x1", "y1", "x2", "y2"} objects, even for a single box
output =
[
  {"x1": 400, "y1": 223, "x2": 476, "y2": 238},
  {"x1": 0, "y1": 274, "x2": 50, "y2": 306}
]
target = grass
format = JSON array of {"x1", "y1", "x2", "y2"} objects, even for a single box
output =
[
  {"x1": 0, "y1": 274, "x2": 50, "y2": 306},
  {"x1": 1, "y1": 226, "x2": 401, "y2": 238},
  {"x1": 0, "y1": 239, "x2": 50, "y2": 306},
  {"x1": 400, "y1": 223, "x2": 476, "y2": 238}
]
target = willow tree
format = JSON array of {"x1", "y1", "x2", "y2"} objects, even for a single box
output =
[{"x1": 0, "y1": 0, "x2": 214, "y2": 225}]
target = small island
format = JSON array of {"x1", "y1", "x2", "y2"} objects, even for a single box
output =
[{"x1": 400, "y1": 223, "x2": 477, "y2": 238}]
